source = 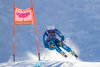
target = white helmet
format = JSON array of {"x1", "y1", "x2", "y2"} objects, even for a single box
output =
[{"x1": 46, "y1": 25, "x2": 55, "y2": 30}]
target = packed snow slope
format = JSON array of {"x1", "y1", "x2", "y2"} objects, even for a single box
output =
[
  {"x1": 0, "y1": 0, "x2": 100, "y2": 63},
  {"x1": 0, "y1": 51, "x2": 100, "y2": 67},
  {"x1": 0, "y1": 40, "x2": 100, "y2": 67},
  {"x1": 0, "y1": 60, "x2": 100, "y2": 67}
]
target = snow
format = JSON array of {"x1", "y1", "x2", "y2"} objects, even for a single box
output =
[
  {"x1": 0, "y1": 40, "x2": 100, "y2": 67},
  {"x1": 0, "y1": 57, "x2": 100, "y2": 67}
]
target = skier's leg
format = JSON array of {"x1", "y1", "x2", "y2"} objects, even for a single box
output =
[
  {"x1": 62, "y1": 44, "x2": 78, "y2": 58},
  {"x1": 55, "y1": 46, "x2": 67, "y2": 58},
  {"x1": 48, "y1": 40, "x2": 67, "y2": 58},
  {"x1": 55, "y1": 39, "x2": 78, "y2": 58},
  {"x1": 62, "y1": 44, "x2": 71, "y2": 52}
]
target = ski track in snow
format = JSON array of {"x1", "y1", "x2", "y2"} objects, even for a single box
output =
[
  {"x1": 44, "y1": 61, "x2": 63, "y2": 67},
  {"x1": 0, "y1": 60, "x2": 100, "y2": 67},
  {"x1": 43, "y1": 61, "x2": 59, "y2": 67},
  {"x1": 43, "y1": 61, "x2": 76, "y2": 67}
]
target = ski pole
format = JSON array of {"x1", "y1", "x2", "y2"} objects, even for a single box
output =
[
  {"x1": 66, "y1": 36, "x2": 72, "y2": 40},
  {"x1": 43, "y1": 50, "x2": 49, "y2": 59}
]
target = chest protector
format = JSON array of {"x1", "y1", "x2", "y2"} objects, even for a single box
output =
[{"x1": 45, "y1": 31, "x2": 57, "y2": 41}]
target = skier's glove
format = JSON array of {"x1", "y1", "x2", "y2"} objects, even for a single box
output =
[
  {"x1": 59, "y1": 40, "x2": 63, "y2": 46},
  {"x1": 49, "y1": 44, "x2": 55, "y2": 48}
]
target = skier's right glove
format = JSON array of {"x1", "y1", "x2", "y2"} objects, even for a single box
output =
[
  {"x1": 59, "y1": 40, "x2": 63, "y2": 46},
  {"x1": 49, "y1": 44, "x2": 55, "y2": 48}
]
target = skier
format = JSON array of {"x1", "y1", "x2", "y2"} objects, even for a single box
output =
[{"x1": 43, "y1": 26, "x2": 78, "y2": 58}]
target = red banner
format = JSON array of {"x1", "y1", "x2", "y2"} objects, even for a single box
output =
[{"x1": 15, "y1": 8, "x2": 34, "y2": 25}]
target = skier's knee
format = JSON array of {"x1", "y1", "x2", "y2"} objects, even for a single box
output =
[{"x1": 67, "y1": 47, "x2": 71, "y2": 52}]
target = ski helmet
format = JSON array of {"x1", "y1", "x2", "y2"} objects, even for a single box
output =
[{"x1": 46, "y1": 25, "x2": 55, "y2": 33}]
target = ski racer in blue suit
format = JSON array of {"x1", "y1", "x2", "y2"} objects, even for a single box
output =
[{"x1": 43, "y1": 26, "x2": 78, "y2": 58}]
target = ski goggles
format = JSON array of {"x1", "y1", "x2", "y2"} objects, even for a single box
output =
[{"x1": 48, "y1": 30, "x2": 55, "y2": 33}]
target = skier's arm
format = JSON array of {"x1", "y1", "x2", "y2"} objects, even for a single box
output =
[
  {"x1": 55, "y1": 29, "x2": 65, "y2": 42},
  {"x1": 43, "y1": 33, "x2": 49, "y2": 48}
]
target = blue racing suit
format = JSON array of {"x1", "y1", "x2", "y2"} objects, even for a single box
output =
[{"x1": 43, "y1": 29, "x2": 71, "y2": 54}]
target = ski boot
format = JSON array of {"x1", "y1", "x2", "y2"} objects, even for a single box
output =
[
  {"x1": 70, "y1": 50, "x2": 78, "y2": 58},
  {"x1": 60, "y1": 51, "x2": 67, "y2": 58},
  {"x1": 74, "y1": 54, "x2": 78, "y2": 58}
]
